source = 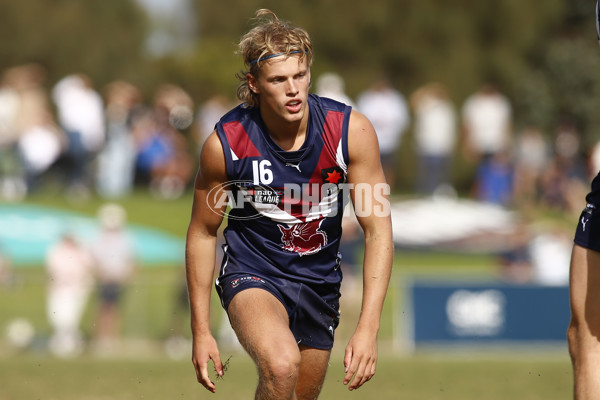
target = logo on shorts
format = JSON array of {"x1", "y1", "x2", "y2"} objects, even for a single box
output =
[{"x1": 230, "y1": 276, "x2": 265, "y2": 288}]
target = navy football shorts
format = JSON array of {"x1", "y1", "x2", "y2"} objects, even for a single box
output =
[
  {"x1": 216, "y1": 273, "x2": 341, "y2": 350},
  {"x1": 574, "y1": 172, "x2": 600, "y2": 252}
]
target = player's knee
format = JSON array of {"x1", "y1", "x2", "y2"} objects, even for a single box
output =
[
  {"x1": 260, "y1": 348, "x2": 301, "y2": 384},
  {"x1": 568, "y1": 317, "x2": 600, "y2": 359},
  {"x1": 567, "y1": 321, "x2": 581, "y2": 358}
]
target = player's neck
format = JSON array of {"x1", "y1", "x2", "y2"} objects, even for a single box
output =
[{"x1": 261, "y1": 109, "x2": 309, "y2": 152}]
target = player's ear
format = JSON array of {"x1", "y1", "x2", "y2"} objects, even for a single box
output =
[{"x1": 247, "y1": 73, "x2": 259, "y2": 94}]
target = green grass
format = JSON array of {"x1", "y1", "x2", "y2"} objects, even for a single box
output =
[
  {"x1": 0, "y1": 352, "x2": 572, "y2": 400},
  {"x1": 0, "y1": 255, "x2": 572, "y2": 400},
  {"x1": 0, "y1": 190, "x2": 574, "y2": 399}
]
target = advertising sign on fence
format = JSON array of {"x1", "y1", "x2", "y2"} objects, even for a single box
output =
[{"x1": 404, "y1": 280, "x2": 570, "y2": 348}]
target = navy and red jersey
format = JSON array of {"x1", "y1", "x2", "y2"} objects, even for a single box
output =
[{"x1": 214, "y1": 94, "x2": 352, "y2": 289}]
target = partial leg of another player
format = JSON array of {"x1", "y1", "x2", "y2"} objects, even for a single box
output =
[{"x1": 568, "y1": 244, "x2": 600, "y2": 399}]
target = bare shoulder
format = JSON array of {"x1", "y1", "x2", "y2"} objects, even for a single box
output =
[
  {"x1": 189, "y1": 131, "x2": 227, "y2": 228},
  {"x1": 349, "y1": 109, "x2": 375, "y2": 134},
  {"x1": 201, "y1": 131, "x2": 224, "y2": 159},
  {"x1": 347, "y1": 110, "x2": 380, "y2": 163},
  {"x1": 198, "y1": 131, "x2": 227, "y2": 187}
]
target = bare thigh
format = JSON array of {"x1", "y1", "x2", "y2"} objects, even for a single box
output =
[{"x1": 227, "y1": 288, "x2": 299, "y2": 365}]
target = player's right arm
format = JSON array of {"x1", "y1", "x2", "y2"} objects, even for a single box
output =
[{"x1": 185, "y1": 131, "x2": 227, "y2": 393}]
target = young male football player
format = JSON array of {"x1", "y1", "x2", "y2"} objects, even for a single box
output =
[{"x1": 185, "y1": 9, "x2": 393, "y2": 399}]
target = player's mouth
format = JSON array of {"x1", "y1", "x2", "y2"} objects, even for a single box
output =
[{"x1": 285, "y1": 99, "x2": 302, "y2": 113}]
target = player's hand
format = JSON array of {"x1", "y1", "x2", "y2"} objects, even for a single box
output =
[
  {"x1": 191, "y1": 333, "x2": 223, "y2": 393},
  {"x1": 343, "y1": 328, "x2": 378, "y2": 391}
]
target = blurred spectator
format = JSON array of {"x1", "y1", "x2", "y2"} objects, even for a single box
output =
[
  {"x1": 133, "y1": 84, "x2": 195, "y2": 199},
  {"x1": 96, "y1": 81, "x2": 142, "y2": 198},
  {"x1": 194, "y1": 94, "x2": 231, "y2": 153},
  {"x1": 0, "y1": 69, "x2": 25, "y2": 200},
  {"x1": 316, "y1": 72, "x2": 356, "y2": 108},
  {"x1": 357, "y1": 79, "x2": 410, "y2": 190},
  {"x1": 90, "y1": 203, "x2": 137, "y2": 350},
  {"x1": 410, "y1": 82, "x2": 457, "y2": 196},
  {"x1": 539, "y1": 121, "x2": 588, "y2": 215},
  {"x1": 45, "y1": 233, "x2": 95, "y2": 357},
  {"x1": 472, "y1": 149, "x2": 514, "y2": 206},
  {"x1": 164, "y1": 269, "x2": 191, "y2": 359},
  {"x1": 497, "y1": 222, "x2": 533, "y2": 284},
  {"x1": 461, "y1": 83, "x2": 513, "y2": 163},
  {"x1": 52, "y1": 74, "x2": 105, "y2": 198},
  {"x1": 11, "y1": 64, "x2": 65, "y2": 195},
  {"x1": 0, "y1": 243, "x2": 14, "y2": 288},
  {"x1": 498, "y1": 222, "x2": 571, "y2": 286},
  {"x1": 529, "y1": 227, "x2": 571, "y2": 286},
  {"x1": 512, "y1": 126, "x2": 549, "y2": 211}
]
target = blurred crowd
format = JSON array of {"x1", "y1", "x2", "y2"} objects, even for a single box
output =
[
  {"x1": 319, "y1": 74, "x2": 593, "y2": 219},
  {"x1": 0, "y1": 62, "x2": 595, "y2": 217},
  {"x1": 0, "y1": 63, "x2": 590, "y2": 356},
  {"x1": 0, "y1": 63, "x2": 199, "y2": 202}
]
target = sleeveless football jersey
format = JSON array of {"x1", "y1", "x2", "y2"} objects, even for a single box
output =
[{"x1": 214, "y1": 94, "x2": 352, "y2": 289}]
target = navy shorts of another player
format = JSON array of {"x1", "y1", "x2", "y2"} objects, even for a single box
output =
[{"x1": 574, "y1": 172, "x2": 600, "y2": 252}]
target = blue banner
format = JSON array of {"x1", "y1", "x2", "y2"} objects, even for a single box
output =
[{"x1": 407, "y1": 280, "x2": 570, "y2": 345}]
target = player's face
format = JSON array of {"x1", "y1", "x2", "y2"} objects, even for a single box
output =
[{"x1": 248, "y1": 55, "x2": 311, "y2": 125}]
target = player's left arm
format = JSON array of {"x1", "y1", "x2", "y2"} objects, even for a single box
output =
[{"x1": 343, "y1": 110, "x2": 394, "y2": 391}]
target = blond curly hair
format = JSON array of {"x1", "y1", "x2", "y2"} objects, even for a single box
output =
[{"x1": 236, "y1": 9, "x2": 313, "y2": 108}]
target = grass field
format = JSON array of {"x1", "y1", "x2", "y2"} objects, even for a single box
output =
[
  {"x1": 0, "y1": 351, "x2": 572, "y2": 399},
  {"x1": 0, "y1": 190, "x2": 575, "y2": 399}
]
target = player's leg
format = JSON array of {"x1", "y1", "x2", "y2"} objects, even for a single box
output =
[
  {"x1": 295, "y1": 345, "x2": 331, "y2": 400},
  {"x1": 568, "y1": 244, "x2": 600, "y2": 399},
  {"x1": 227, "y1": 288, "x2": 301, "y2": 400}
]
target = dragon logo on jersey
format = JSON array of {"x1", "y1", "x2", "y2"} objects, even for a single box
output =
[{"x1": 278, "y1": 220, "x2": 328, "y2": 256}]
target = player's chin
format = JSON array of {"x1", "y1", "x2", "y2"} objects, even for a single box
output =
[
  {"x1": 286, "y1": 114, "x2": 304, "y2": 123},
  {"x1": 282, "y1": 107, "x2": 306, "y2": 122}
]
